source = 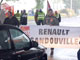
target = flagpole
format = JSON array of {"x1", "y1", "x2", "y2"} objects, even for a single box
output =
[
  {"x1": 47, "y1": 0, "x2": 51, "y2": 10},
  {"x1": 47, "y1": 0, "x2": 48, "y2": 13}
]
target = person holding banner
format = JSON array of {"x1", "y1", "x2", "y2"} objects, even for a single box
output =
[
  {"x1": 54, "y1": 11, "x2": 61, "y2": 25},
  {"x1": 44, "y1": 9, "x2": 59, "y2": 26},
  {"x1": 43, "y1": 9, "x2": 59, "y2": 56}
]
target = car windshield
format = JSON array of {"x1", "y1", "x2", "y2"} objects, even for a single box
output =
[{"x1": 9, "y1": 29, "x2": 30, "y2": 50}]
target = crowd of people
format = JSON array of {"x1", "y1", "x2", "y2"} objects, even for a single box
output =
[
  {"x1": 0, "y1": 9, "x2": 61, "y2": 27},
  {"x1": 34, "y1": 9, "x2": 62, "y2": 56},
  {"x1": 0, "y1": 9, "x2": 28, "y2": 27},
  {"x1": 35, "y1": 9, "x2": 61, "y2": 26},
  {"x1": 15, "y1": 10, "x2": 27, "y2": 25},
  {"x1": 1, "y1": 7, "x2": 80, "y2": 60}
]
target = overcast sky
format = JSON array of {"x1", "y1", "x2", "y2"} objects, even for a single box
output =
[
  {"x1": 3, "y1": 0, "x2": 65, "y2": 13},
  {"x1": 3, "y1": 0, "x2": 44, "y2": 12}
]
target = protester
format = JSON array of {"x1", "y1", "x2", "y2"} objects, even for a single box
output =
[
  {"x1": 20, "y1": 10, "x2": 27, "y2": 25},
  {"x1": 55, "y1": 11, "x2": 61, "y2": 24},
  {"x1": 4, "y1": 11, "x2": 19, "y2": 27},
  {"x1": 34, "y1": 9, "x2": 38, "y2": 25},
  {"x1": 15, "y1": 10, "x2": 21, "y2": 22},
  {"x1": 44, "y1": 9, "x2": 59, "y2": 25},
  {"x1": 43, "y1": 9, "x2": 59, "y2": 56},
  {"x1": 37, "y1": 9, "x2": 45, "y2": 25}
]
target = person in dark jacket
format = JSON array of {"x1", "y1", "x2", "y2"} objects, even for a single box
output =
[
  {"x1": 44, "y1": 9, "x2": 59, "y2": 56},
  {"x1": 34, "y1": 9, "x2": 38, "y2": 25},
  {"x1": 20, "y1": 10, "x2": 27, "y2": 25},
  {"x1": 44, "y1": 9, "x2": 59, "y2": 25},
  {"x1": 55, "y1": 11, "x2": 61, "y2": 25},
  {"x1": 4, "y1": 11, "x2": 19, "y2": 27}
]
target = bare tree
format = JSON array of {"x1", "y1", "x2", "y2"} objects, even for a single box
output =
[{"x1": 35, "y1": 0, "x2": 45, "y2": 9}]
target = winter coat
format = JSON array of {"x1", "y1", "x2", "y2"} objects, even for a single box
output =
[
  {"x1": 43, "y1": 15, "x2": 59, "y2": 26},
  {"x1": 20, "y1": 13, "x2": 27, "y2": 25},
  {"x1": 4, "y1": 16, "x2": 19, "y2": 27}
]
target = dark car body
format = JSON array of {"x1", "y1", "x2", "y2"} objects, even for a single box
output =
[
  {"x1": 0, "y1": 24, "x2": 47, "y2": 60},
  {"x1": 77, "y1": 49, "x2": 80, "y2": 60}
]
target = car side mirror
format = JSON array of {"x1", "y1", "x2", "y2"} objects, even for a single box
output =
[{"x1": 31, "y1": 41, "x2": 38, "y2": 47}]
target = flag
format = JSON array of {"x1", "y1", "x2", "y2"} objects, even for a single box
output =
[
  {"x1": 1, "y1": 3, "x2": 14, "y2": 17},
  {"x1": 47, "y1": 0, "x2": 51, "y2": 13}
]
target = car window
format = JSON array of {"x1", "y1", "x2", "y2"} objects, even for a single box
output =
[
  {"x1": 9, "y1": 29, "x2": 30, "y2": 49},
  {"x1": 0, "y1": 30, "x2": 11, "y2": 50}
]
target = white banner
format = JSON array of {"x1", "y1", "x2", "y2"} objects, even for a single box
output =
[{"x1": 20, "y1": 25, "x2": 80, "y2": 48}]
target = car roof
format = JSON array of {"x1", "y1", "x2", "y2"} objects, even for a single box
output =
[
  {"x1": 0, "y1": 24, "x2": 15, "y2": 27},
  {"x1": 0, "y1": 24, "x2": 19, "y2": 29}
]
